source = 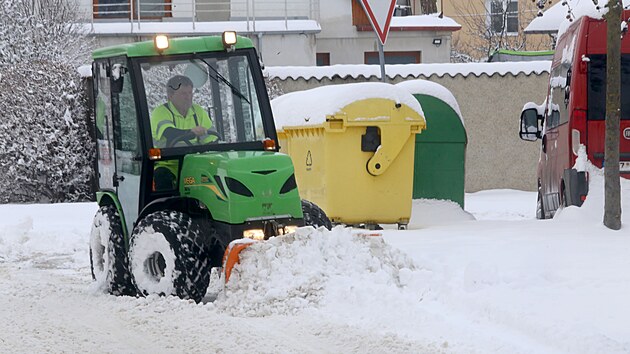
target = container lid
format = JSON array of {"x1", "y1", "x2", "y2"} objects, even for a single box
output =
[{"x1": 271, "y1": 82, "x2": 424, "y2": 130}]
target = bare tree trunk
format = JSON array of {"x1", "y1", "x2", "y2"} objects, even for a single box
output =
[
  {"x1": 604, "y1": 0, "x2": 622, "y2": 230},
  {"x1": 420, "y1": 0, "x2": 437, "y2": 14}
]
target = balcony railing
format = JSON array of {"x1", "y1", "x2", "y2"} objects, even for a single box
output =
[{"x1": 83, "y1": 0, "x2": 319, "y2": 31}]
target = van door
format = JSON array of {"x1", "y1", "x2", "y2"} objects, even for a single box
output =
[{"x1": 542, "y1": 62, "x2": 572, "y2": 211}]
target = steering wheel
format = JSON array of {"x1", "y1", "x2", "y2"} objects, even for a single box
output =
[
  {"x1": 166, "y1": 129, "x2": 223, "y2": 148},
  {"x1": 206, "y1": 128, "x2": 224, "y2": 141}
]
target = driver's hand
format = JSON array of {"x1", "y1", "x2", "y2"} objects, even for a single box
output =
[{"x1": 190, "y1": 126, "x2": 207, "y2": 137}]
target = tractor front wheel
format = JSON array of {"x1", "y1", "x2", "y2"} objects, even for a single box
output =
[
  {"x1": 128, "y1": 210, "x2": 211, "y2": 303},
  {"x1": 89, "y1": 205, "x2": 136, "y2": 296}
]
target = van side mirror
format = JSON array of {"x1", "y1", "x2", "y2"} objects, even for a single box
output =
[{"x1": 519, "y1": 107, "x2": 542, "y2": 141}]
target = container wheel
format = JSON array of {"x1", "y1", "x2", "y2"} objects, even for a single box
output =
[
  {"x1": 301, "y1": 199, "x2": 332, "y2": 230},
  {"x1": 128, "y1": 210, "x2": 213, "y2": 303},
  {"x1": 89, "y1": 205, "x2": 136, "y2": 296}
]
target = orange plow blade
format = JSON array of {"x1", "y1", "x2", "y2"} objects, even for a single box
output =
[{"x1": 222, "y1": 239, "x2": 258, "y2": 284}]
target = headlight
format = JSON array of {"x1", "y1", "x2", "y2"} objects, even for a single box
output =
[
  {"x1": 243, "y1": 229, "x2": 265, "y2": 240},
  {"x1": 154, "y1": 34, "x2": 169, "y2": 51}
]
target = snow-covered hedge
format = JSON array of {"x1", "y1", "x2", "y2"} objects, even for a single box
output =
[
  {"x1": 0, "y1": 0, "x2": 94, "y2": 203},
  {"x1": 0, "y1": 63, "x2": 94, "y2": 203}
]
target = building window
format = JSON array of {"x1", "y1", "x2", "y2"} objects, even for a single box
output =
[
  {"x1": 394, "y1": 0, "x2": 412, "y2": 16},
  {"x1": 489, "y1": 0, "x2": 518, "y2": 34},
  {"x1": 364, "y1": 51, "x2": 421, "y2": 64},
  {"x1": 316, "y1": 53, "x2": 331, "y2": 66},
  {"x1": 93, "y1": 0, "x2": 172, "y2": 19}
]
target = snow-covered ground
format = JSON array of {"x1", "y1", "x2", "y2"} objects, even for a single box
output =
[{"x1": 0, "y1": 170, "x2": 628, "y2": 353}]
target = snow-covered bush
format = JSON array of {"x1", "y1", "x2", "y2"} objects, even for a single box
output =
[
  {"x1": 0, "y1": 63, "x2": 94, "y2": 203},
  {"x1": 0, "y1": 0, "x2": 94, "y2": 203}
]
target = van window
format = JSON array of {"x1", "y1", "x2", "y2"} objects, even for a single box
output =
[
  {"x1": 547, "y1": 63, "x2": 571, "y2": 129},
  {"x1": 587, "y1": 54, "x2": 630, "y2": 121}
]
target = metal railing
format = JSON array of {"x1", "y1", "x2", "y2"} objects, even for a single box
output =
[{"x1": 83, "y1": 0, "x2": 319, "y2": 32}]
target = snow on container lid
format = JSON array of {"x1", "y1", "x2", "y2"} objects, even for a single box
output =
[
  {"x1": 396, "y1": 80, "x2": 463, "y2": 126},
  {"x1": 271, "y1": 82, "x2": 424, "y2": 131}
]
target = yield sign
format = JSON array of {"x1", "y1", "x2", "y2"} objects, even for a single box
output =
[{"x1": 359, "y1": 0, "x2": 397, "y2": 45}]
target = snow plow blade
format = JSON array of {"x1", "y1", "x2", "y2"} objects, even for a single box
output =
[
  {"x1": 223, "y1": 239, "x2": 258, "y2": 283},
  {"x1": 221, "y1": 229, "x2": 383, "y2": 284}
]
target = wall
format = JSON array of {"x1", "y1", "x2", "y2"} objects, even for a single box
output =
[
  {"x1": 258, "y1": 34, "x2": 317, "y2": 66},
  {"x1": 269, "y1": 70, "x2": 549, "y2": 192}
]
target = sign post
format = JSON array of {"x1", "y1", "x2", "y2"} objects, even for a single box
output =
[{"x1": 359, "y1": 0, "x2": 397, "y2": 82}]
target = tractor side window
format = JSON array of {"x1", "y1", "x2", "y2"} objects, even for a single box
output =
[
  {"x1": 111, "y1": 58, "x2": 142, "y2": 230},
  {"x1": 94, "y1": 61, "x2": 115, "y2": 190}
]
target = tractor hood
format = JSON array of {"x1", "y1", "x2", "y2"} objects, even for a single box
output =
[{"x1": 179, "y1": 151, "x2": 303, "y2": 224}]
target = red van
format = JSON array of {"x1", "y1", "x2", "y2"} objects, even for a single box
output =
[{"x1": 520, "y1": 11, "x2": 630, "y2": 219}]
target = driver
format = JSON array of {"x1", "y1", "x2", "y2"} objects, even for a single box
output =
[
  {"x1": 150, "y1": 75, "x2": 215, "y2": 191},
  {"x1": 150, "y1": 75, "x2": 215, "y2": 147}
]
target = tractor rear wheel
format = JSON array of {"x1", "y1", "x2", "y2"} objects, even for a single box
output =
[
  {"x1": 128, "y1": 210, "x2": 212, "y2": 303},
  {"x1": 89, "y1": 205, "x2": 136, "y2": 296},
  {"x1": 301, "y1": 199, "x2": 332, "y2": 230}
]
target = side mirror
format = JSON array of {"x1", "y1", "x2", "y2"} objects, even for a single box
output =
[
  {"x1": 519, "y1": 107, "x2": 542, "y2": 141},
  {"x1": 111, "y1": 63, "x2": 126, "y2": 94}
]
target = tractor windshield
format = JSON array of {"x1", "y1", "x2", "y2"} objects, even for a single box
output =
[{"x1": 140, "y1": 52, "x2": 266, "y2": 149}]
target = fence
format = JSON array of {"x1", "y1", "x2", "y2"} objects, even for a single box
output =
[{"x1": 82, "y1": 0, "x2": 319, "y2": 31}]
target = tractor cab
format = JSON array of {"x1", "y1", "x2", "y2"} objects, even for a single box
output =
[{"x1": 93, "y1": 33, "x2": 292, "y2": 234}]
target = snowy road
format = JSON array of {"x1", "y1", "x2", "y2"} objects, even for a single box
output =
[{"x1": 1, "y1": 172, "x2": 629, "y2": 353}]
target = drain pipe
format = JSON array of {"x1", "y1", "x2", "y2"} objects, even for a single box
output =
[{"x1": 256, "y1": 32, "x2": 265, "y2": 68}]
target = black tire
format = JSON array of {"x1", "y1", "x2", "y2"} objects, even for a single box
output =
[
  {"x1": 128, "y1": 210, "x2": 212, "y2": 303},
  {"x1": 89, "y1": 205, "x2": 136, "y2": 296},
  {"x1": 301, "y1": 199, "x2": 332, "y2": 230},
  {"x1": 536, "y1": 192, "x2": 546, "y2": 220}
]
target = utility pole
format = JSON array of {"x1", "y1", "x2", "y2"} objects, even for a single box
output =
[{"x1": 603, "y1": 0, "x2": 622, "y2": 230}]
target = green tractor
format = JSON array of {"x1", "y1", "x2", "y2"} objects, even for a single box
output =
[{"x1": 89, "y1": 32, "x2": 330, "y2": 303}]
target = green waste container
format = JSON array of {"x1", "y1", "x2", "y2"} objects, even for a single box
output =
[{"x1": 397, "y1": 81, "x2": 467, "y2": 208}]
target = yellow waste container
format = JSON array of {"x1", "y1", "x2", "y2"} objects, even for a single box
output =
[{"x1": 273, "y1": 83, "x2": 426, "y2": 229}]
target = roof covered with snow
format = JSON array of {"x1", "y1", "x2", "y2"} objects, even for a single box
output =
[
  {"x1": 525, "y1": 0, "x2": 630, "y2": 34},
  {"x1": 266, "y1": 61, "x2": 551, "y2": 81},
  {"x1": 389, "y1": 14, "x2": 461, "y2": 30}
]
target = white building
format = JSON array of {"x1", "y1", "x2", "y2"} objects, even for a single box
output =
[{"x1": 78, "y1": 0, "x2": 460, "y2": 65}]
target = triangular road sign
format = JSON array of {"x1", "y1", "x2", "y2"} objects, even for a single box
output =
[{"x1": 359, "y1": 0, "x2": 397, "y2": 45}]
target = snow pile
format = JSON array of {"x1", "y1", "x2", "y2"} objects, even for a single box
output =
[
  {"x1": 271, "y1": 82, "x2": 424, "y2": 130},
  {"x1": 0, "y1": 203, "x2": 96, "y2": 265},
  {"x1": 216, "y1": 226, "x2": 417, "y2": 317},
  {"x1": 408, "y1": 199, "x2": 475, "y2": 228},
  {"x1": 555, "y1": 146, "x2": 629, "y2": 223}
]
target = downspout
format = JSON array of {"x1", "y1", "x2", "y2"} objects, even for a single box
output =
[{"x1": 256, "y1": 32, "x2": 265, "y2": 68}]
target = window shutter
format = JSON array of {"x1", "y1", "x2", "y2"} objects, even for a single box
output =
[{"x1": 352, "y1": 0, "x2": 371, "y2": 26}]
